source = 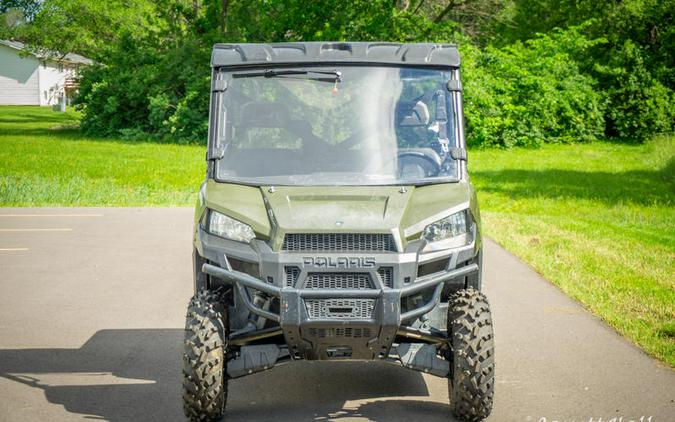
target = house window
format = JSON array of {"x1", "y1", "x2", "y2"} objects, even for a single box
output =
[
  {"x1": 42, "y1": 61, "x2": 47, "y2": 69},
  {"x1": 58, "y1": 63, "x2": 64, "y2": 72}
]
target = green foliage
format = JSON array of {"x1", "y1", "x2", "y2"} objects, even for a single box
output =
[
  {"x1": 5, "y1": 0, "x2": 673, "y2": 145},
  {"x1": 499, "y1": 0, "x2": 675, "y2": 141},
  {"x1": 0, "y1": 0, "x2": 40, "y2": 36},
  {"x1": 68, "y1": 0, "x2": 467, "y2": 143},
  {"x1": 226, "y1": 0, "x2": 397, "y2": 41},
  {"x1": 8, "y1": 0, "x2": 158, "y2": 59},
  {"x1": 0, "y1": 0, "x2": 41, "y2": 17},
  {"x1": 593, "y1": 40, "x2": 674, "y2": 140},
  {"x1": 77, "y1": 34, "x2": 211, "y2": 142},
  {"x1": 463, "y1": 28, "x2": 605, "y2": 147}
]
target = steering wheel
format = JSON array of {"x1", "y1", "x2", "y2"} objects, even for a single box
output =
[{"x1": 397, "y1": 150, "x2": 442, "y2": 180}]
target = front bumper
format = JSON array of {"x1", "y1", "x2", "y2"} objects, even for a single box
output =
[
  {"x1": 196, "y1": 218, "x2": 480, "y2": 360},
  {"x1": 202, "y1": 260, "x2": 478, "y2": 360}
]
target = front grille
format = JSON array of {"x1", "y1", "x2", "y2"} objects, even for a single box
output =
[
  {"x1": 307, "y1": 327, "x2": 373, "y2": 338},
  {"x1": 305, "y1": 273, "x2": 374, "y2": 289},
  {"x1": 305, "y1": 299, "x2": 375, "y2": 319},
  {"x1": 282, "y1": 233, "x2": 397, "y2": 252},
  {"x1": 377, "y1": 267, "x2": 393, "y2": 288},
  {"x1": 284, "y1": 266, "x2": 301, "y2": 287}
]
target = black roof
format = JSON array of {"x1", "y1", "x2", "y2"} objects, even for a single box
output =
[{"x1": 211, "y1": 42, "x2": 460, "y2": 69}]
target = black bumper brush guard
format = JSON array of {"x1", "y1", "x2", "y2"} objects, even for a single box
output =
[{"x1": 202, "y1": 261, "x2": 479, "y2": 378}]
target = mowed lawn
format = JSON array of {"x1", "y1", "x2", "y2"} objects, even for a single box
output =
[
  {"x1": 471, "y1": 137, "x2": 675, "y2": 366},
  {"x1": 1, "y1": 105, "x2": 674, "y2": 365},
  {"x1": 0, "y1": 106, "x2": 204, "y2": 205}
]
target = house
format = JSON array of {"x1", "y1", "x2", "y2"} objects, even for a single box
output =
[{"x1": 0, "y1": 39, "x2": 92, "y2": 106}]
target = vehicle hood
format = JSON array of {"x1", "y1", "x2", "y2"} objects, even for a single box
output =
[{"x1": 200, "y1": 180, "x2": 474, "y2": 249}]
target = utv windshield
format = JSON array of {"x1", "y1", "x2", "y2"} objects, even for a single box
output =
[{"x1": 214, "y1": 66, "x2": 460, "y2": 186}]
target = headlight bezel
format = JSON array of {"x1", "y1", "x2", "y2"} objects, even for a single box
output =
[
  {"x1": 204, "y1": 209, "x2": 256, "y2": 243},
  {"x1": 421, "y1": 209, "x2": 473, "y2": 251}
]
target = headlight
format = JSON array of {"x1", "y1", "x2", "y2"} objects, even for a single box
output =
[
  {"x1": 422, "y1": 210, "x2": 471, "y2": 249},
  {"x1": 207, "y1": 210, "x2": 255, "y2": 243}
]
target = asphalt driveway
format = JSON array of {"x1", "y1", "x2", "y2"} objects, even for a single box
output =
[{"x1": 0, "y1": 208, "x2": 672, "y2": 421}]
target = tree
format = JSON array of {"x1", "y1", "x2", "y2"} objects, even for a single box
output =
[
  {"x1": 0, "y1": 0, "x2": 41, "y2": 19},
  {"x1": 5, "y1": 0, "x2": 671, "y2": 143},
  {"x1": 9, "y1": 0, "x2": 158, "y2": 59}
]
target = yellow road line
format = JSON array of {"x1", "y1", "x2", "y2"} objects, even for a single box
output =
[
  {"x1": 0, "y1": 214, "x2": 103, "y2": 217},
  {"x1": 0, "y1": 248, "x2": 29, "y2": 251},
  {"x1": 0, "y1": 228, "x2": 72, "y2": 232}
]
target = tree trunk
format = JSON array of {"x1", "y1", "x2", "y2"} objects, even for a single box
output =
[
  {"x1": 433, "y1": 0, "x2": 456, "y2": 23},
  {"x1": 220, "y1": 0, "x2": 229, "y2": 34},
  {"x1": 412, "y1": 0, "x2": 426, "y2": 15}
]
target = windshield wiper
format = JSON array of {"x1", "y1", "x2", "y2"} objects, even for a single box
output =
[{"x1": 233, "y1": 69, "x2": 342, "y2": 82}]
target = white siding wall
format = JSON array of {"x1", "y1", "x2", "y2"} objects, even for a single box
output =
[
  {"x1": 38, "y1": 61, "x2": 70, "y2": 106},
  {"x1": 0, "y1": 44, "x2": 40, "y2": 105}
]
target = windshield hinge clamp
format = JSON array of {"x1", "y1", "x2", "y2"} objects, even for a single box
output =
[
  {"x1": 449, "y1": 147, "x2": 468, "y2": 161},
  {"x1": 212, "y1": 80, "x2": 228, "y2": 93},
  {"x1": 446, "y1": 80, "x2": 462, "y2": 92}
]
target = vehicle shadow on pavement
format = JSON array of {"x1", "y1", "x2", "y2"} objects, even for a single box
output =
[
  {"x1": 0, "y1": 329, "x2": 182, "y2": 421},
  {"x1": 228, "y1": 360, "x2": 458, "y2": 422},
  {"x1": 0, "y1": 329, "x2": 459, "y2": 422}
]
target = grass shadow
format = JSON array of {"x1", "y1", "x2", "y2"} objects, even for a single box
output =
[
  {"x1": 472, "y1": 166, "x2": 674, "y2": 207},
  {"x1": 0, "y1": 116, "x2": 79, "y2": 124},
  {"x1": 0, "y1": 107, "x2": 201, "y2": 147},
  {"x1": 0, "y1": 127, "x2": 84, "y2": 138},
  {"x1": 0, "y1": 124, "x2": 202, "y2": 147}
]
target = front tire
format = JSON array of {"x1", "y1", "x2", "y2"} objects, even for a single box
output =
[
  {"x1": 447, "y1": 288, "x2": 495, "y2": 421},
  {"x1": 182, "y1": 290, "x2": 228, "y2": 422}
]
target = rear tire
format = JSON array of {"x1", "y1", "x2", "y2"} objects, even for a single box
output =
[
  {"x1": 447, "y1": 288, "x2": 494, "y2": 421},
  {"x1": 182, "y1": 290, "x2": 229, "y2": 422}
]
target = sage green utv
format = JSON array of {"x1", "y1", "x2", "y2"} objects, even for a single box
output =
[{"x1": 183, "y1": 42, "x2": 494, "y2": 422}]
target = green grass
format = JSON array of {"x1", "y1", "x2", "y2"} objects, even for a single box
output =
[
  {"x1": 1, "y1": 105, "x2": 673, "y2": 365},
  {"x1": 471, "y1": 138, "x2": 675, "y2": 366},
  {"x1": 0, "y1": 106, "x2": 204, "y2": 205}
]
